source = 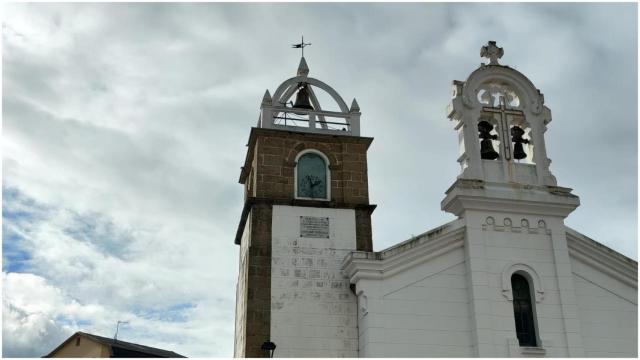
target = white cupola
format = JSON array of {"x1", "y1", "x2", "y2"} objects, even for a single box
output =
[
  {"x1": 447, "y1": 41, "x2": 557, "y2": 186},
  {"x1": 442, "y1": 41, "x2": 579, "y2": 218}
]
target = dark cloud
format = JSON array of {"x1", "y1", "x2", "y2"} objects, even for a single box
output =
[{"x1": 3, "y1": 3, "x2": 636, "y2": 357}]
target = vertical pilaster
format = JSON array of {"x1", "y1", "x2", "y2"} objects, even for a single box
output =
[
  {"x1": 245, "y1": 204, "x2": 272, "y2": 357},
  {"x1": 355, "y1": 206, "x2": 373, "y2": 252},
  {"x1": 549, "y1": 219, "x2": 585, "y2": 356},
  {"x1": 461, "y1": 109, "x2": 483, "y2": 180},
  {"x1": 464, "y1": 214, "x2": 495, "y2": 357}
]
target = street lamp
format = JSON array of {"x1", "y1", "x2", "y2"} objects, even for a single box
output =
[{"x1": 261, "y1": 340, "x2": 276, "y2": 358}]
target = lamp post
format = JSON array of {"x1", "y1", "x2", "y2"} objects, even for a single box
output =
[{"x1": 261, "y1": 340, "x2": 276, "y2": 358}]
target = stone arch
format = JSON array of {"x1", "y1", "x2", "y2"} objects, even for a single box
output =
[
  {"x1": 285, "y1": 143, "x2": 339, "y2": 168},
  {"x1": 293, "y1": 148, "x2": 332, "y2": 201},
  {"x1": 464, "y1": 65, "x2": 545, "y2": 116},
  {"x1": 501, "y1": 262, "x2": 545, "y2": 302},
  {"x1": 273, "y1": 76, "x2": 350, "y2": 113}
]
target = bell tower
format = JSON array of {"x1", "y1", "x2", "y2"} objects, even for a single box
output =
[
  {"x1": 233, "y1": 54, "x2": 375, "y2": 357},
  {"x1": 442, "y1": 42, "x2": 584, "y2": 356}
]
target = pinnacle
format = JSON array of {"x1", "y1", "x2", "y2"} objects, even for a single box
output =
[
  {"x1": 297, "y1": 57, "x2": 309, "y2": 77},
  {"x1": 261, "y1": 89, "x2": 272, "y2": 105},
  {"x1": 350, "y1": 98, "x2": 360, "y2": 112}
]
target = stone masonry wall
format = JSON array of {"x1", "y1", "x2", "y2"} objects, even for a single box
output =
[
  {"x1": 241, "y1": 128, "x2": 373, "y2": 205},
  {"x1": 244, "y1": 204, "x2": 272, "y2": 357},
  {"x1": 236, "y1": 128, "x2": 375, "y2": 357}
]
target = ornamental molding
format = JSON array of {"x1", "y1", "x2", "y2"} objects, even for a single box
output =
[
  {"x1": 441, "y1": 180, "x2": 580, "y2": 218},
  {"x1": 482, "y1": 216, "x2": 550, "y2": 235},
  {"x1": 462, "y1": 65, "x2": 545, "y2": 118}
]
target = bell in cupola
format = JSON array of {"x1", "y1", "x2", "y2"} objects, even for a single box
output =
[
  {"x1": 292, "y1": 83, "x2": 314, "y2": 111},
  {"x1": 511, "y1": 126, "x2": 530, "y2": 160},
  {"x1": 478, "y1": 120, "x2": 500, "y2": 160}
]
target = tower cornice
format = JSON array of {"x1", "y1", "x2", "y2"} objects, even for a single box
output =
[{"x1": 441, "y1": 179, "x2": 579, "y2": 218}]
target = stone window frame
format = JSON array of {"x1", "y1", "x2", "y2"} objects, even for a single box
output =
[
  {"x1": 294, "y1": 149, "x2": 331, "y2": 201},
  {"x1": 501, "y1": 262, "x2": 545, "y2": 302},
  {"x1": 501, "y1": 262, "x2": 545, "y2": 351}
]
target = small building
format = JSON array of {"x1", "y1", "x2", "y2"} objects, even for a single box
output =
[{"x1": 44, "y1": 331, "x2": 186, "y2": 358}]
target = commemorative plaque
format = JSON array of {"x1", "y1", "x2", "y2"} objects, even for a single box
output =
[{"x1": 300, "y1": 216, "x2": 330, "y2": 238}]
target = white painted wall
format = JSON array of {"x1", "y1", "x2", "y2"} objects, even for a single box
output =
[
  {"x1": 462, "y1": 211, "x2": 580, "y2": 357},
  {"x1": 349, "y1": 212, "x2": 624, "y2": 358},
  {"x1": 270, "y1": 205, "x2": 358, "y2": 357},
  {"x1": 357, "y1": 247, "x2": 474, "y2": 357},
  {"x1": 571, "y1": 257, "x2": 638, "y2": 357},
  {"x1": 233, "y1": 212, "x2": 251, "y2": 357}
]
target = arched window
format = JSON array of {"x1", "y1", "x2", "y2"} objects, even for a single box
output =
[
  {"x1": 511, "y1": 273, "x2": 537, "y2": 347},
  {"x1": 295, "y1": 151, "x2": 329, "y2": 200}
]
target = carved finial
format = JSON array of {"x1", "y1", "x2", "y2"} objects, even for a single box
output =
[
  {"x1": 297, "y1": 57, "x2": 309, "y2": 77},
  {"x1": 261, "y1": 89, "x2": 272, "y2": 105},
  {"x1": 350, "y1": 98, "x2": 360, "y2": 112},
  {"x1": 480, "y1": 41, "x2": 504, "y2": 65}
]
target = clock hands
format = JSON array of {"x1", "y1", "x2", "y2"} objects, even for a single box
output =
[
  {"x1": 304, "y1": 175, "x2": 323, "y2": 197},
  {"x1": 305, "y1": 175, "x2": 322, "y2": 187}
]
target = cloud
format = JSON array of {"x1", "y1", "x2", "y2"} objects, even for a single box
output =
[
  {"x1": 3, "y1": 272, "x2": 102, "y2": 357},
  {"x1": 2, "y1": 188, "x2": 235, "y2": 357},
  {"x1": 2, "y1": 2, "x2": 636, "y2": 357}
]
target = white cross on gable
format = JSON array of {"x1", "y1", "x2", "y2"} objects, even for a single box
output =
[{"x1": 481, "y1": 41, "x2": 504, "y2": 65}]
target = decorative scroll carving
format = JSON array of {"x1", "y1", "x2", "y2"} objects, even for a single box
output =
[
  {"x1": 462, "y1": 94, "x2": 473, "y2": 108},
  {"x1": 476, "y1": 83, "x2": 520, "y2": 108}
]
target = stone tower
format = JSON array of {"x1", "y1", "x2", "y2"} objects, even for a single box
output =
[{"x1": 233, "y1": 56, "x2": 375, "y2": 357}]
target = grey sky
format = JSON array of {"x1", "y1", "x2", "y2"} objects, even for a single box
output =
[{"x1": 2, "y1": 3, "x2": 637, "y2": 357}]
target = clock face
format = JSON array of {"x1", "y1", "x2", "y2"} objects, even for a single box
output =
[{"x1": 297, "y1": 153, "x2": 327, "y2": 199}]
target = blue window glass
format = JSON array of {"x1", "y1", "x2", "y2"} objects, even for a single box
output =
[{"x1": 297, "y1": 153, "x2": 327, "y2": 199}]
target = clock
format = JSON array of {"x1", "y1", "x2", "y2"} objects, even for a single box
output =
[{"x1": 296, "y1": 152, "x2": 327, "y2": 199}]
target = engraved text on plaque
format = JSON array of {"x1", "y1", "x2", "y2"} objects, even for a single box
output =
[{"x1": 300, "y1": 216, "x2": 330, "y2": 238}]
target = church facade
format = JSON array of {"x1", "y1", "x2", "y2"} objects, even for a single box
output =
[{"x1": 233, "y1": 41, "x2": 637, "y2": 357}]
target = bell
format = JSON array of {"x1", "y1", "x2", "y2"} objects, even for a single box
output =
[
  {"x1": 480, "y1": 139, "x2": 500, "y2": 160},
  {"x1": 292, "y1": 83, "x2": 314, "y2": 111},
  {"x1": 511, "y1": 126, "x2": 530, "y2": 160},
  {"x1": 478, "y1": 120, "x2": 499, "y2": 160},
  {"x1": 513, "y1": 142, "x2": 527, "y2": 160}
]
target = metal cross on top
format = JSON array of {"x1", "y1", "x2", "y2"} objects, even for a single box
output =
[
  {"x1": 480, "y1": 40, "x2": 504, "y2": 65},
  {"x1": 292, "y1": 35, "x2": 311, "y2": 57},
  {"x1": 482, "y1": 97, "x2": 524, "y2": 161}
]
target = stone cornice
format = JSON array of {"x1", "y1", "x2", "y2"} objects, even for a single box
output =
[
  {"x1": 341, "y1": 219, "x2": 466, "y2": 282},
  {"x1": 441, "y1": 179, "x2": 579, "y2": 217},
  {"x1": 234, "y1": 197, "x2": 377, "y2": 245},
  {"x1": 566, "y1": 226, "x2": 637, "y2": 288}
]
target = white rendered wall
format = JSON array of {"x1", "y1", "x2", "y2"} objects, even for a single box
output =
[
  {"x1": 461, "y1": 211, "x2": 588, "y2": 357},
  {"x1": 357, "y1": 247, "x2": 474, "y2": 357},
  {"x1": 233, "y1": 212, "x2": 251, "y2": 357},
  {"x1": 270, "y1": 205, "x2": 358, "y2": 357},
  {"x1": 571, "y1": 258, "x2": 638, "y2": 357}
]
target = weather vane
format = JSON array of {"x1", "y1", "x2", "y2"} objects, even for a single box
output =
[{"x1": 292, "y1": 35, "x2": 311, "y2": 57}]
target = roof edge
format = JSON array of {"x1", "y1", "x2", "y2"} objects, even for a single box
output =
[{"x1": 566, "y1": 225, "x2": 637, "y2": 288}]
